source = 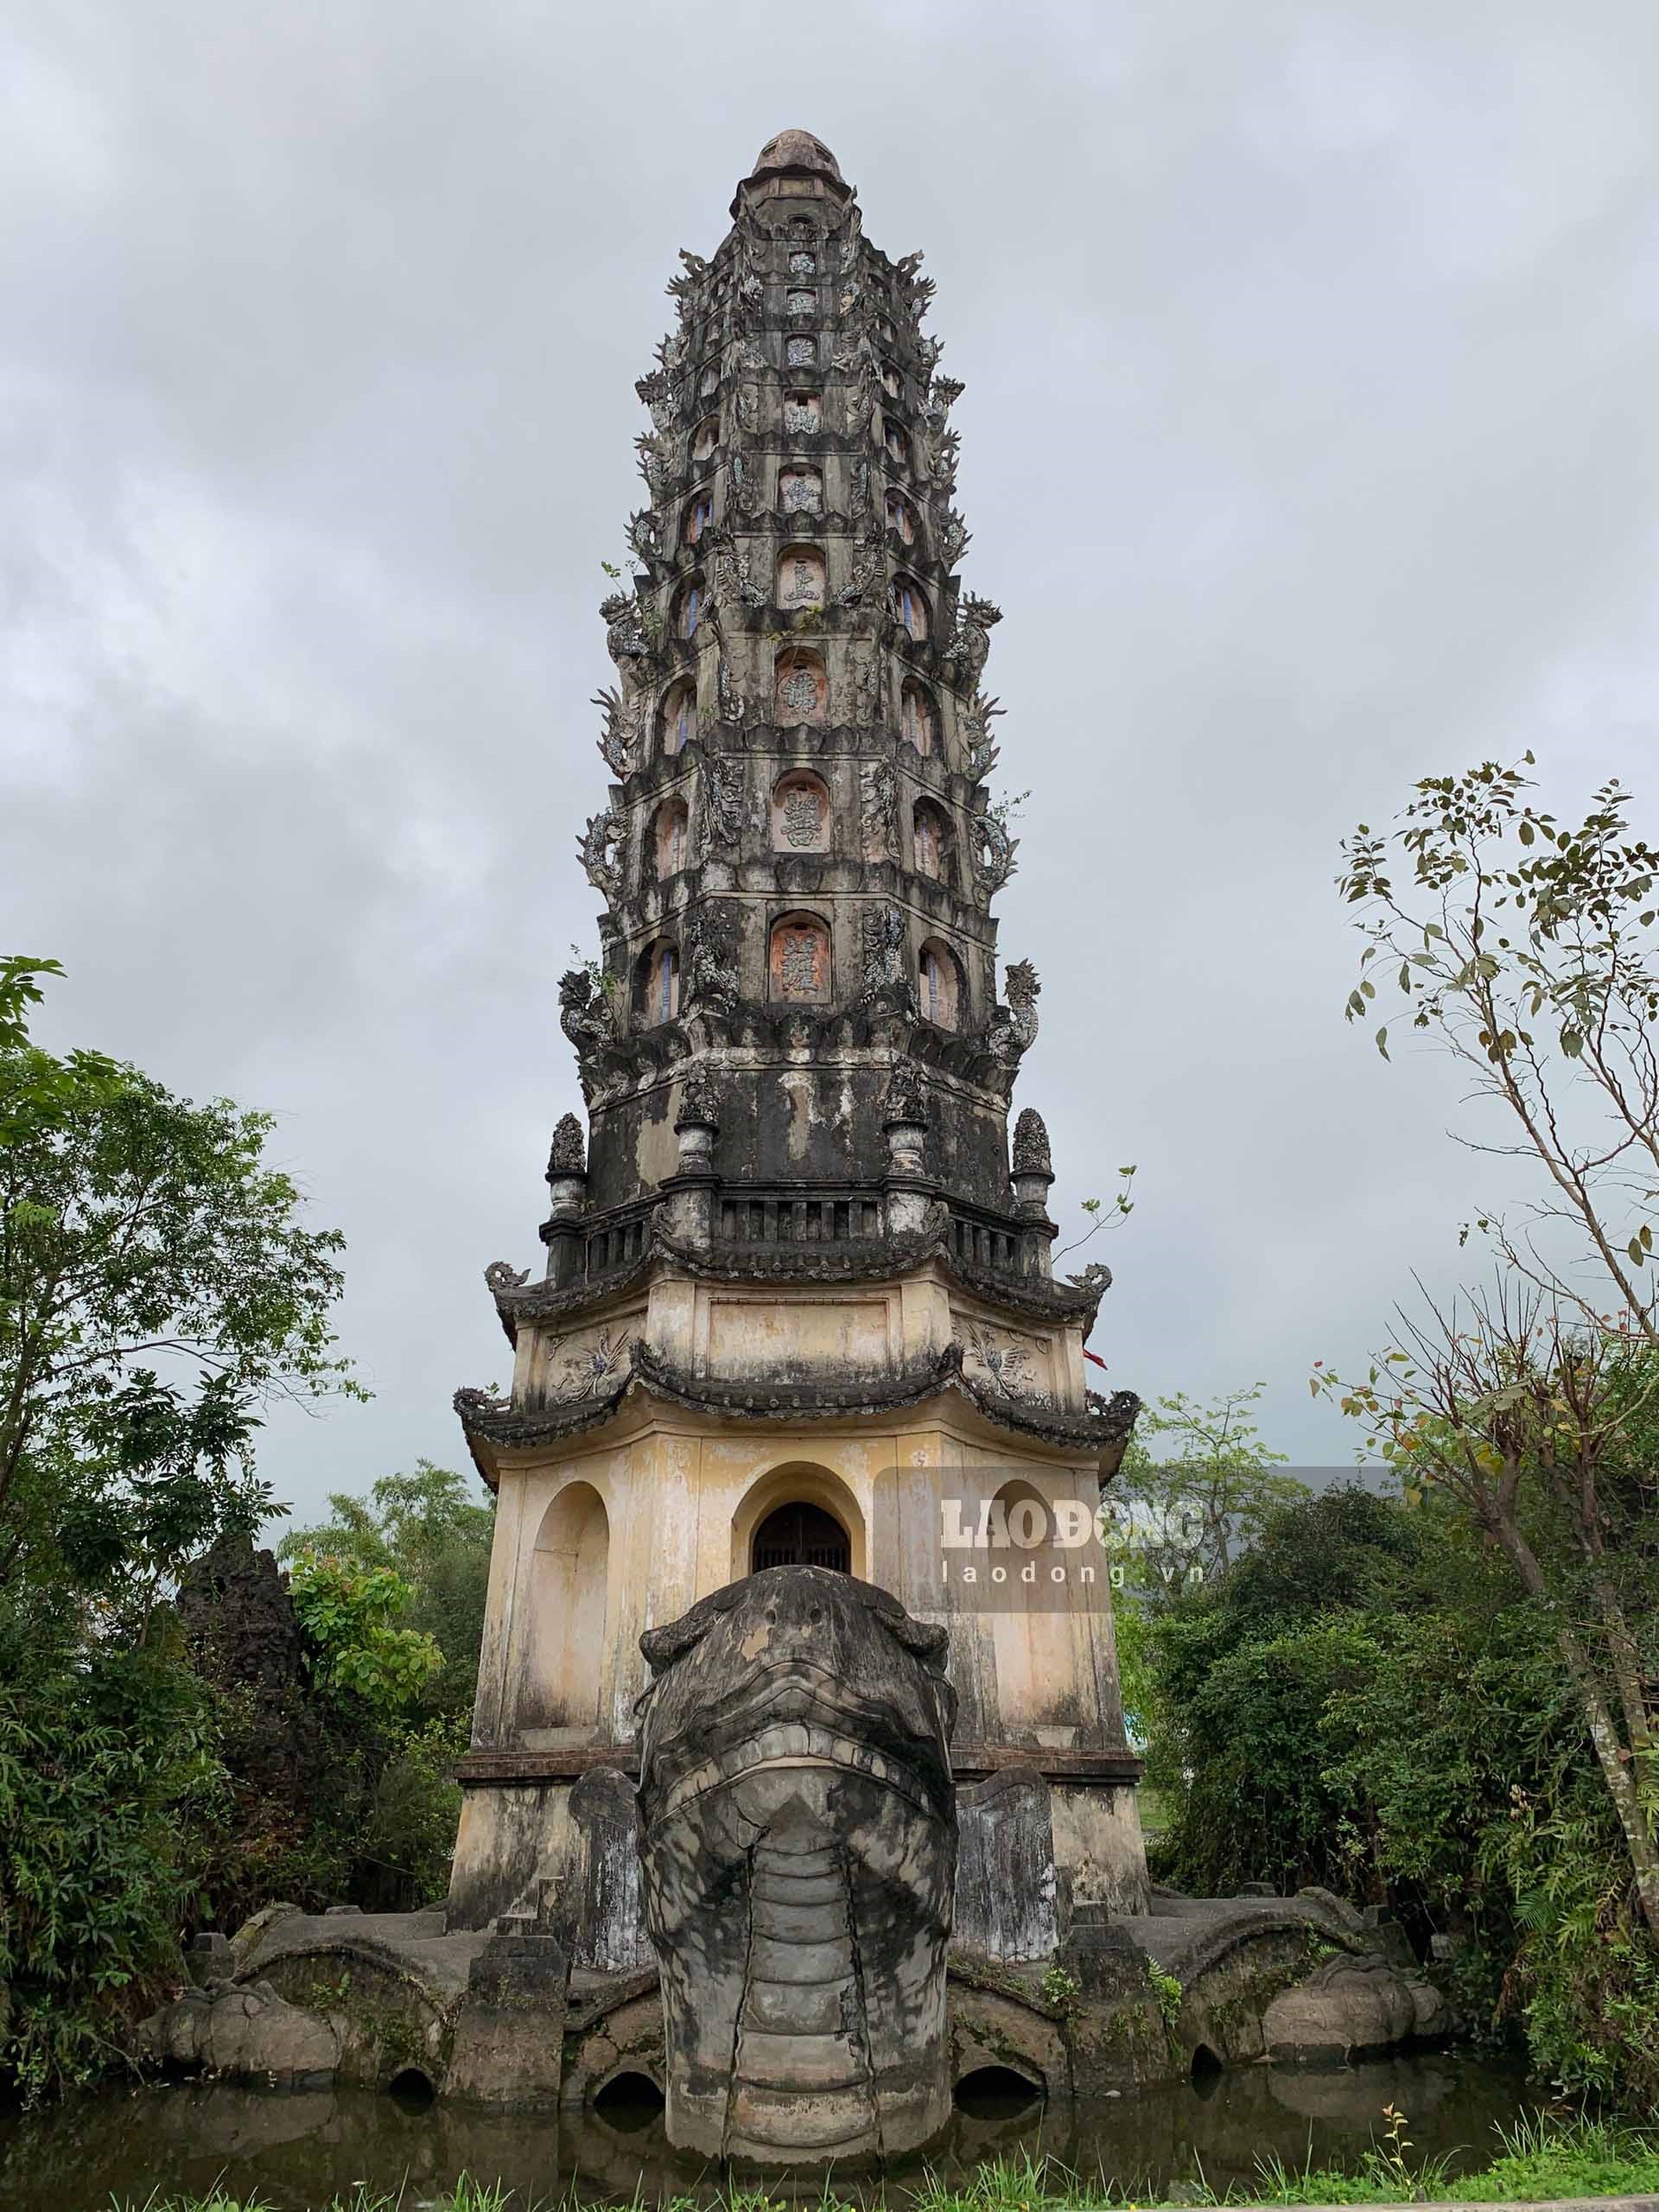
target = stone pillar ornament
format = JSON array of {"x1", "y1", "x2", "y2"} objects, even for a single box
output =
[
  {"x1": 663, "y1": 1060, "x2": 722, "y2": 1246},
  {"x1": 539, "y1": 1112, "x2": 588, "y2": 1285},
  {"x1": 1010, "y1": 1106, "x2": 1055, "y2": 1213},
  {"x1": 1010, "y1": 1107, "x2": 1058, "y2": 1279},
  {"x1": 881, "y1": 1058, "x2": 933, "y2": 1236}
]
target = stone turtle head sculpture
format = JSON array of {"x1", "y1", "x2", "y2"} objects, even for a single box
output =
[
  {"x1": 636, "y1": 1564, "x2": 955, "y2": 1824},
  {"x1": 634, "y1": 1566, "x2": 958, "y2": 2164}
]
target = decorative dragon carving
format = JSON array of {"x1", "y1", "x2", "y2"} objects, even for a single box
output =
[
  {"x1": 577, "y1": 809, "x2": 625, "y2": 901},
  {"x1": 984, "y1": 959, "x2": 1040, "y2": 1066},
  {"x1": 860, "y1": 761, "x2": 898, "y2": 861},
  {"x1": 861, "y1": 904, "x2": 913, "y2": 1009},
  {"x1": 558, "y1": 967, "x2": 618, "y2": 1053},
  {"x1": 696, "y1": 757, "x2": 747, "y2": 861},
  {"x1": 970, "y1": 805, "x2": 1020, "y2": 905},
  {"x1": 881, "y1": 1056, "x2": 930, "y2": 1127},
  {"x1": 601, "y1": 588, "x2": 651, "y2": 667},
  {"x1": 684, "y1": 903, "x2": 741, "y2": 1011},
  {"x1": 674, "y1": 1056, "x2": 721, "y2": 1129},
  {"x1": 592, "y1": 686, "x2": 643, "y2": 778},
  {"x1": 635, "y1": 1569, "x2": 957, "y2": 2162},
  {"x1": 963, "y1": 692, "x2": 1003, "y2": 780}
]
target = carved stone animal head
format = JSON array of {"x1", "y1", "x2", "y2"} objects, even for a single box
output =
[{"x1": 636, "y1": 1566, "x2": 956, "y2": 1826}]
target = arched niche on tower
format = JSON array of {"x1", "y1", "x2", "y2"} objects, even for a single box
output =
[
  {"x1": 776, "y1": 544, "x2": 826, "y2": 613},
  {"x1": 987, "y1": 1477, "x2": 1077, "y2": 1733},
  {"x1": 778, "y1": 463, "x2": 823, "y2": 517},
  {"x1": 517, "y1": 1480, "x2": 610, "y2": 1734},
  {"x1": 659, "y1": 676, "x2": 697, "y2": 756},
  {"x1": 652, "y1": 796, "x2": 690, "y2": 880},
  {"x1": 882, "y1": 416, "x2": 908, "y2": 467},
  {"x1": 674, "y1": 575, "x2": 705, "y2": 641},
  {"x1": 774, "y1": 645, "x2": 828, "y2": 727},
  {"x1": 900, "y1": 678, "x2": 938, "y2": 757},
  {"x1": 771, "y1": 769, "x2": 831, "y2": 854},
  {"x1": 636, "y1": 937, "x2": 681, "y2": 1026},
  {"x1": 918, "y1": 937, "x2": 963, "y2": 1030},
  {"x1": 912, "y1": 798, "x2": 957, "y2": 888},
  {"x1": 768, "y1": 910, "x2": 832, "y2": 1004},
  {"x1": 880, "y1": 359, "x2": 902, "y2": 400},
  {"x1": 682, "y1": 492, "x2": 713, "y2": 546},
  {"x1": 891, "y1": 574, "x2": 929, "y2": 641},
  {"x1": 730, "y1": 1462, "x2": 868, "y2": 1583},
  {"x1": 885, "y1": 489, "x2": 918, "y2": 546},
  {"x1": 785, "y1": 334, "x2": 817, "y2": 371},
  {"x1": 783, "y1": 391, "x2": 822, "y2": 436},
  {"x1": 690, "y1": 416, "x2": 719, "y2": 463},
  {"x1": 785, "y1": 286, "x2": 817, "y2": 319}
]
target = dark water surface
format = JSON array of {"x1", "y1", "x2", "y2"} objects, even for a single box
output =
[{"x1": 0, "y1": 2052, "x2": 1543, "y2": 2212}]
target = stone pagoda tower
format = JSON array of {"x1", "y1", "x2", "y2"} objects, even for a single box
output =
[{"x1": 450, "y1": 130, "x2": 1147, "y2": 1931}]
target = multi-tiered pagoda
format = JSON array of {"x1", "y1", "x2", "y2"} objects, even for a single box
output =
[{"x1": 449, "y1": 131, "x2": 1147, "y2": 1931}]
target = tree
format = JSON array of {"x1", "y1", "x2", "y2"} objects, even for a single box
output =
[
  {"x1": 1331, "y1": 764, "x2": 1659, "y2": 1936},
  {"x1": 279, "y1": 1460, "x2": 494, "y2": 1716},
  {"x1": 1338, "y1": 760, "x2": 1659, "y2": 1338},
  {"x1": 1147, "y1": 1478, "x2": 1659, "y2": 2105},
  {"x1": 1105, "y1": 1385, "x2": 1307, "y2": 1600},
  {"x1": 1319, "y1": 1300, "x2": 1659, "y2": 1937},
  {"x1": 1146, "y1": 1486, "x2": 1421, "y2": 1897},
  {"x1": 0, "y1": 957, "x2": 359, "y2": 1609}
]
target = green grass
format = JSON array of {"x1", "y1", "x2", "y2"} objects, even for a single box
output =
[{"x1": 114, "y1": 2115, "x2": 1659, "y2": 2212}]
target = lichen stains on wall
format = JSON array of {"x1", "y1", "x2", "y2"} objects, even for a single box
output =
[
  {"x1": 632, "y1": 1090, "x2": 679, "y2": 1189},
  {"x1": 781, "y1": 1065, "x2": 849, "y2": 1163}
]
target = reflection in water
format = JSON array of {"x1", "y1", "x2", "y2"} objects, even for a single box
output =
[{"x1": 0, "y1": 2053, "x2": 1541, "y2": 2211}]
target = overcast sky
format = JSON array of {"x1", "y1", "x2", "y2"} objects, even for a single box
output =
[{"x1": 4, "y1": 2, "x2": 1657, "y2": 1528}]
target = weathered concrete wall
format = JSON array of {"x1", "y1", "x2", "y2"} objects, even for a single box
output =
[
  {"x1": 448, "y1": 1779, "x2": 573, "y2": 1933},
  {"x1": 1051, "y1": 1782, "x2": 1150, "y2": 1916},
  {"x1": 954, "y1": 1769, "x2": 1061, "y2": 1961}
]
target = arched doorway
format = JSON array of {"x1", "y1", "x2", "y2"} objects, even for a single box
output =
[{"x1": 751, "y1": 1500, "x2": 850, "y2": 1574}]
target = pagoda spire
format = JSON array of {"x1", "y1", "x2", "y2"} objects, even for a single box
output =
[{"x1": 556, "y1": 130, "x2": 1043, "y2": 1234}]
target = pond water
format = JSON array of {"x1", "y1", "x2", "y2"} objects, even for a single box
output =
[{"x1": 0, "y1": 2051, "x2": 1543, "y2": 2211}]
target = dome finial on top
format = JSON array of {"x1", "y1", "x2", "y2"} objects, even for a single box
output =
[
  {"x1": 732, "y1": 130, "x2": 852, "y2": 213},
  {"x1": 751, "y1": 130, "x2": 842, "y2": 182}
]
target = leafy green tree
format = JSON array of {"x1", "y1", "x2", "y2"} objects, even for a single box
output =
[
  {"x1": 285, "y1": 1553, "x2": 444, "y2": 1714},
  {"x1": 1107, "y1": 1384, "x2": 1307, "y2": 1600},
  {"x1": 0, "y1": 956, "x2": 359, "y2": 1610},
  {"x1": 1332, "y1": 765, "x2": 1659, "y2": 1935},
  {"x1": 279, "y1": 1460, "x2": 493, "y2": 1715},
  {"x1": 1146, "y1": 1480, "x2": 1659, "y2": 2106},
  {"x1": 1147, "y1": 1485, "x2": 1420, "y2": 1895},
  {"x1": 0, "y1": 1640, "x2": 221, "y2": 2101},
  {"x1": 0, "y1": 956, "x2": 359, "y2": 2097}
]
